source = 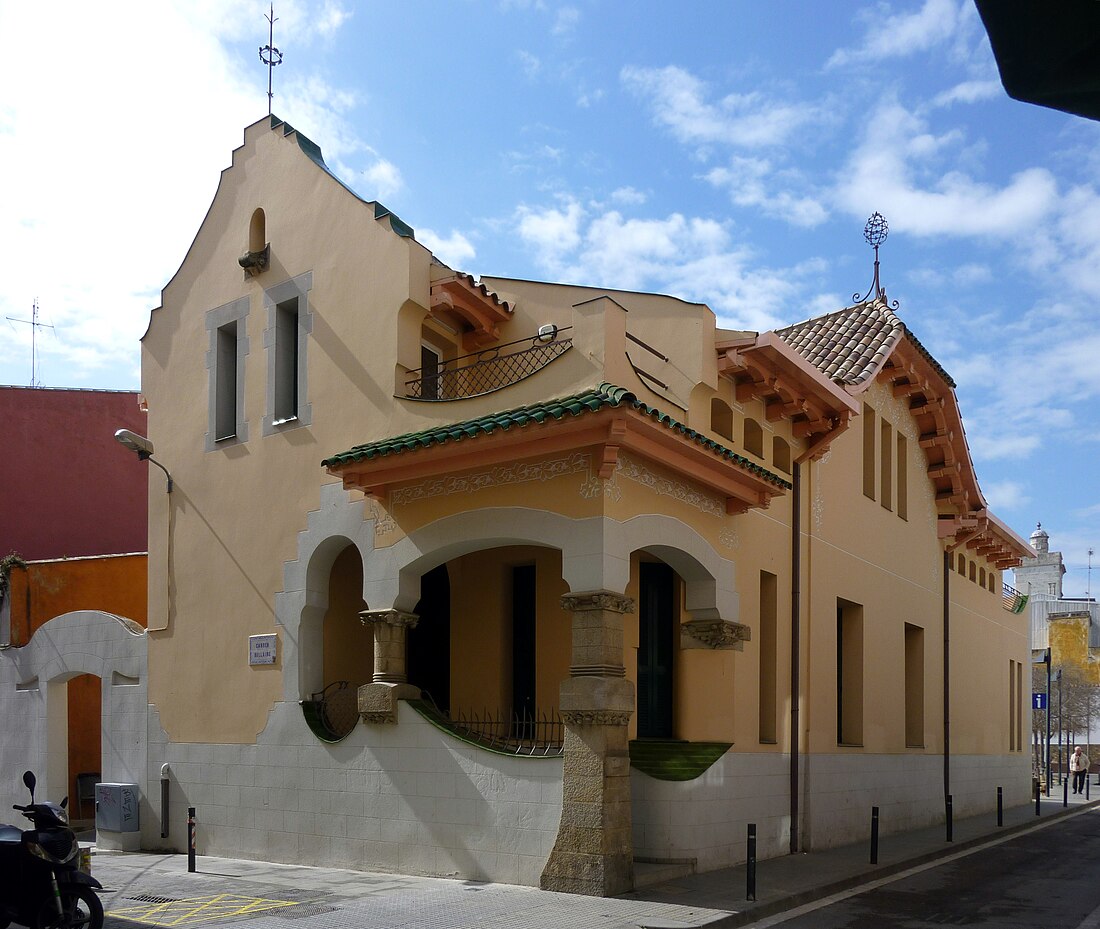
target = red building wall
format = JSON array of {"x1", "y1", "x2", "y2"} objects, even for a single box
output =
[{"x1": 0, "y1": 387, "x2": 148, "y2": 560}]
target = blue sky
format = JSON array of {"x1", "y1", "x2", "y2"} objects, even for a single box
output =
[{"x1": 2, "y1": 1, "x2": 1099, "y2": 591}]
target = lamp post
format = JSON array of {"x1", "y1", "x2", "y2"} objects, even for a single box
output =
[
  {"x1": 1056, "y1": 668, "x2": 1064, "y2": 785},
  {"x1": 1045, "y1": 649, "x2": 1052, "y2": 794},
  {"x1": 114, "y1": 429, "x2": 173, "y2": 630}
]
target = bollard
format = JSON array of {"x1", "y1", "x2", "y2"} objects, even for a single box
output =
[
  {"x1": 945, "y1": 795, "x2": 953, "y2": 842},
  {"x1": 870, "y1": 806, "x2": 879, "y2": 864},
  {"x1": 1035, "y1": 780, "x2": 1041, "y2": 816},
  {"x1": 1088, "y1": 777, "x2": 1091, "y2": 801},
  {"x1": 187, "y1": 807, "x2": 196, "y2": 873},
  {"x1": 746, "y1": 823, "x2": 757, "y2": 902},
  {"x1": 1064, "y1": 776, "x2": 1069, "y2": 808},
  {"x1": 997, "y1": 786, "x2": 1003, "y2": 827},
  {"x1": 160, "y1": 763, "x2": 170, "y2": 839}
]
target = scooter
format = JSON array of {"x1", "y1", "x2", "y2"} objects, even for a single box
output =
[{"x1": 0, "y1": 772, "x2": 103, "y2": 929}]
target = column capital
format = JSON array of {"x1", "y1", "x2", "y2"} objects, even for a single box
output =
[
  {"x1": 560, "y1": 590, "x2": 634, "y2": 614},
  {"x1": 359, "y1": 608, "x2": 419, "y2": 629}
]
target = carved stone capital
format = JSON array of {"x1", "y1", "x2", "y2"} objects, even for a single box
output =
[
  {"x1": 560, "y1": 591, "x2": 635, "y2": 614},
  {"x1": 681, "y1": 618, "x2": 750, "y2": 651},
  {"x1": 359, "y1": 608, "x2": 419, "y2": 629}
]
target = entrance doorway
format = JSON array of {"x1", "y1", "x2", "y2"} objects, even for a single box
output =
[
  {"x1": 637, "y1": 562, "x2": 675, "y2": 739},
  {"x1": 408, "y1": 564, "x2": 451, "y2": 713}
]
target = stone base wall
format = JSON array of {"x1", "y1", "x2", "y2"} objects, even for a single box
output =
[
  {"x1": 633, "y1": 750, "x2": 1032, "y2": 871},
  {"x1": 145, "y1": 701, "x2": 563, "y2": 887}
]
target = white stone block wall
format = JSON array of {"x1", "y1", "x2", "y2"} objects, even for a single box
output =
[
  {"x1": 632, "y1": 752, "x2": 791, "y2": 869},
  {"x1": 0, "y1": 611, "x2": 147, "y2": 815},
  {"x1": 146, "y1": 700, "x2": 563, "y2": 887}
]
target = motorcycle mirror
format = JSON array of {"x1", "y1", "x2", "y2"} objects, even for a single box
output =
[
  {"x1": 61, "y1": 797, "x2": 68, "y2": 809},
  {"x1": 22, "y1": 770, "x2": 36, "y2": 799}
]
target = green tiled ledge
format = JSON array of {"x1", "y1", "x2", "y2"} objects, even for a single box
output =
[{"x1": 629, "y1": 740, "x2": 731, "y2": 781}]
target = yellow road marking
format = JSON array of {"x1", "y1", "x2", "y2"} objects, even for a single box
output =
[{"x1": 108, "y1": 894, "x2": 302, "y2": 926}]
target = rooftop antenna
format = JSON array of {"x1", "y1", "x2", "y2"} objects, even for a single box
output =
[
  {"x1": 259, "y1": 4, "x2": 283, "y2": 116},
  {"x1": 854, "y1": 212, "x2": 900, "y2": 310},
  {"x1": 5, "y1": 298, "x2": 54, "y2": 387},
  {"x1": 1088, "y1": 548, "x2": 1094, "y2": 600}
]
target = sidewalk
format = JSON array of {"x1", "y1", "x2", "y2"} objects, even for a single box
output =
[{"x1": 91, "y1": 789, "x2": 1098, "y2": 929}]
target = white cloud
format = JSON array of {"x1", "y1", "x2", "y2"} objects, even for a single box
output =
[
  {"x1": 983, "y1": 480, "x2": 1030, "y2": 511},
  {"x1": 553, "y1": 7, "x2": 580, "y2": 36},
  {"x1": 362, "y1": 156, "x2": 404, "y2": 201},
  {"x1": 610, "y1": 187, "x2": 647, "y2": 206},
  {"x1": 418, "y1": 229, "x2": 477, "y2": 269},
  {"x1": 827, "y1": 0, "x2": 967, "y2": 69},
  {"x1": 517, "y1": 50, "x2": 541, "y2": 79},
  {"x1": 932, "y1": 80, "x2": 1003, "y2": 108},
  {"x1": 514, "y1": 200, "x2": 825, "y2": 331},
  {"x1": 621, "y1": 65, "x2": 820, "y2": 149},
  {"x1": 833, "y1": 101, "x2": 1059, "y2": 238},
  {"x1": 706, "y1": 157, "x2": 828, "y2": 228}
]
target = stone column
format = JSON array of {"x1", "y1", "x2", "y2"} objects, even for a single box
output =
[
  {"x1": 541, "y1": 591, "x2": 635, "y2": 896},
  {"x1": 357, "y1": 608, "x2": 419, "y2": 724}
]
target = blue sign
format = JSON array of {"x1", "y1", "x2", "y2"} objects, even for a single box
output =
[{"x1": 1033, "y1": 692, "x2": 1047, "y2": 710}]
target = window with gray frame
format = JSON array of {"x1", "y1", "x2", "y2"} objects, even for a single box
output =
[
  {"x1": 205, "y1": 297, "x2": 250, "y2": 451},
  {"x1": 263, "y1": 271, "x2": 313, "y2": 435}
]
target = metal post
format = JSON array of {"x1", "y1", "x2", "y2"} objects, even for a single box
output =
[
  {"x1": 945, "y1": 795, "x2": 953, "y2": 842},
  {"x1": 1046, "y1": 650, "x2": 1052, "y2": 795},
  {"x1": 746, "y1": 823, "x2": 757, "y2": 901},
  {"x1": 997, "y1": 786, "x2": 1003, "y2": 827},
  {"x1": 187, "y1": 807, "x2": 196, "y2": 873},
  {"x1": 1035, "y1": 779, "x2": 1041, "y2": 815},
  {"x1": 1064, "y1": 774, "x2": 1069, "y2": 807},
  {"x1": 1058, "y1": 670, "x2": 1064, "y2": 785},
  {"x1": 160, "y1": 763, "x2": 170, "y2": 839},
  {"x1": 870, "y1": 806, "x2": 879, "y2": 864}
]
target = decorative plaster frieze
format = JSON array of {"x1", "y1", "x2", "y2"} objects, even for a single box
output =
[
  {"x1": 579, "y1": 470, "x2": 622, "y2": 501},
  {"x1": 561, "y1": 709, "x2": 632, "y2": 727},
  {"x1": 370, "y1": 500, "x2": 396, "y2": 537},
  {"x1": 615, "y1": 453, "x2": 724, "y2": 517},
  {"x1": 681, "y1": 618, "x2": 750, "y2": 650},
  {"x1": 560, "y1": 591, "x2": 635, "y2": 614},
  {"x1": 813, "y1": 489, "x2": 825, "y2": 534},
  {"x1": 389, "y1": 453, "x2": 591, "y2": 507}
]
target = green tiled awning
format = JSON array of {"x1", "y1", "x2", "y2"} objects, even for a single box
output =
[{"x1": 322, "y1": 383, "x2": 792, "y2": 490}]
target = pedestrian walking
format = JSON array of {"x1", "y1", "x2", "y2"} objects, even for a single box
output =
[{"x1": 1070, "y1": 746, "x2": 1090, "y2": 794}]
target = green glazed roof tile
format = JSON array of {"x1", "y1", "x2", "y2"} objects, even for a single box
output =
[{"x1": 322, "y1": 384, "x2": 792, "y2": 490}]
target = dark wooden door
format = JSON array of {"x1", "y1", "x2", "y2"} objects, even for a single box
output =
[{"x1": 637, "y1": 562, "x2": 674, "y2": 738}]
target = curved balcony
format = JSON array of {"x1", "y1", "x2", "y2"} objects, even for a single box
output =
[{"x1": 405, "y1": 327, "x2": 572, "y2": 401}]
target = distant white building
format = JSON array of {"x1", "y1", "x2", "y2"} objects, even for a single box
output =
[{"x1": 1015, "y1": 523, "x2": 1066, "y2": 602}]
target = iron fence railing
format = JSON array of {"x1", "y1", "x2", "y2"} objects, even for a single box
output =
[
  {"x1": 405, "y1": 328, "x2": 572, "y2": 401},
  {"x1": 1002, "y1": 582, "x2": 1029, "y2": 614},
  {"x1": 307, "y1": 680, "x2": 360, "y2": 741},
  {"x1": 418, "y1": 695, "x2": 564, "y2": 756}
]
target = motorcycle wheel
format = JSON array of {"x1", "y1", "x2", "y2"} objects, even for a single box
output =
[{"x1": 35, "y1": 886, "x2": 103, "y2": 929}]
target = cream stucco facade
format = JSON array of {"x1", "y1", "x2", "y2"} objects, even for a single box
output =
[{"x1": 19, "y1": 115, "x2": 1034, "y2": 895}]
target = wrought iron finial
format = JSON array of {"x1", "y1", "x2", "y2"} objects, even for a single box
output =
[
  {"x1": 853, "y1": 212, "x2": 899, "y2": 308},
  {"x1": 259, "y1": 4, "x2": 283, "y2": 116}
]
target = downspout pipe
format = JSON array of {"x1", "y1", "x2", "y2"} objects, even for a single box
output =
[
  {"x1": 943, "y1": 550, "x2": 950, "y2": 803},
  {"x1": 789, "y1": 461, "x2": 801, "y2": 854}
]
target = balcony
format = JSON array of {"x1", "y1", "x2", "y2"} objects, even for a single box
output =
[
  {"x1": 1002, "y1": 582, "x2": 1029, "y2": 614},
  {"x1": 405, "y1": 327, "x2": 572, "y2": 401}
]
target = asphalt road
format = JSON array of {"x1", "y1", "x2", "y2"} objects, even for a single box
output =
[{"x1": 757, "y1": 808, "x2": 1100, "y2": 928}]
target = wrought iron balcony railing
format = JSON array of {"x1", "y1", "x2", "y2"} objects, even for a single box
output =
[
  {"x1": 412, "y1": 698, "x2": 564, "y2": 757},
  {"x1": 1003, "y1": 582, "x2": 1029, "y2": 614},
  {"x1": 405, "y1": 327, "x2": 572, "y2": 401},
  {"x1": 301, "y1": 680, "x2": 360, "y2": 741}
]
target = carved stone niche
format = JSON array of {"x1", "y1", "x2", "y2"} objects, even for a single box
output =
[{"x1": 681, "y1": 618, "x2": 750, "y2": 651}]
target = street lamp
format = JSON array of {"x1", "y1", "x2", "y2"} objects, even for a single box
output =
[
  {"x1": 114, "y1": 429, "x2": 173, "y2": 492},
  {"x1": 114, "y1": 428, "x2": 173, "y2": 630}
]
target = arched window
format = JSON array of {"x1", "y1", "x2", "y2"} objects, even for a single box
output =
[
  {"x1": 744, "y1": 418, "x2": 763, "y2": 458},
  {"x1": 772, "y1": 437, "x2": 791, "y2": 473},
  {"x1": 711, "y1": 398, "x2": 734, "y2": 441}
]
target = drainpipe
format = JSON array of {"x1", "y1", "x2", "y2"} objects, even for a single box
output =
[
  {"x1": 789, "y1": 461, "x2": 801, "y2": 854},
  {"x1": 943, "y1": 550, "x2": 950, "y2": 803}
]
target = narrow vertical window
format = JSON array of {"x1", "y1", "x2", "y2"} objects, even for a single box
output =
[
  {"x1": 205, "y1": 296, "x2": 249, "y2": 451},
  {"x1": 904, "y1": 623, "x2": 924, "y2": 747},
  {"x1": 837, "y1": 598, "x2": 864, "y2": 745},
  {"x1": 274, "y1": 299, "x2": 299, "y2": 422},
  {"x1": 263, "y1": 272, "x2": 312, "y2": 435},
  {"x1": 215, "y1": 321, "x2": 238, "y2": 440},
  {"x1": 880, "y1": 420, "x2": 893, "y2": 511},
  {"x1": 711, "y1": 398, "x2": 734, "y2": 441},
  {"x1": 758, "y1": 571, "x2": 778, "y2": 743},
  {"x1": 421, "y1": 344, "x2": 442, "y2": 401},
  {"x1": 1008, "y1": 659, "x2": 1017, "y2": 752},
  {"x1": 958, "y1": 555, "x2": 966, "y2": 576},
  {"x1": 862, "y1": 403, "x2": 876, "y2": 500},
  {"x1": 772, "y1": 437, "x2": 791, "y2": 474},
  {"x1": 1015, "y1": 660, "x2": 1023, "y2": 751},
  {"x1": 744, "y1": 418, "x2": 763, "y2": 458},
  {"x1": 896, "y1": 433, "x2": 908, "y2": 520}
]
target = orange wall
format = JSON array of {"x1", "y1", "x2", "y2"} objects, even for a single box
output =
[
  {"x1": 7, "y1": 553, "x2": 147, "y2": 646},
  {"x1": 67, "y1": 674, "x2": 102, "y2": 819}
]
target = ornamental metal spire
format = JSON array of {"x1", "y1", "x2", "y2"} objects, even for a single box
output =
[
  {"x1": 259, "y1": 4, "x2": 283, "y2": 116},
  {"x1": 853, "y1": 212, "x2": 899, "y2": 309}
]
